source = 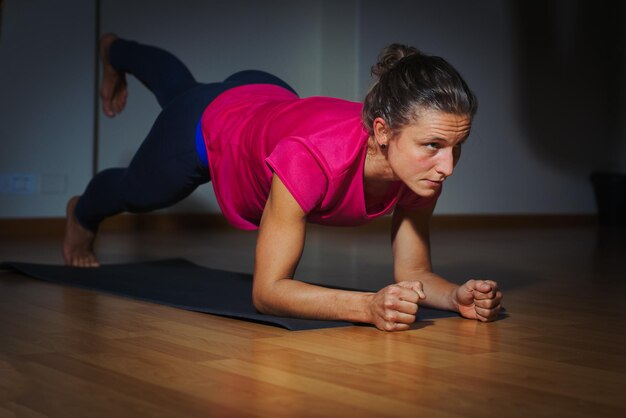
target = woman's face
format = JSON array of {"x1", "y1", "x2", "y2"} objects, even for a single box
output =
[{"x1": 383, "y1": 110, "x2": 472, "y2": 197}]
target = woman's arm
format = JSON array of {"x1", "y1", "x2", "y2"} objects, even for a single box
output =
[
  {"x1": 253, "y1": 175, "x2": 427, "y2": 330},
  {"x1": 391, "y1": 204, "x2": 458, "y2": 310},
  {"x1": 391, "y1": 204, "x2": 503, "y2": 321}
]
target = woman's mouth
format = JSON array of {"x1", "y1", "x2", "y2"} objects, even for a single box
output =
[{"x1": 424, "y1": 179, "x2": 443, "y2": 188}]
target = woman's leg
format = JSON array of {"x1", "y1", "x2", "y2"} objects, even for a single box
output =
[
  {"x1": 64, "y1": 83, "x2": 218, "y2": 267},
  {"x1": 64, "y1": 36, "x2": 217, "y2": 267}
]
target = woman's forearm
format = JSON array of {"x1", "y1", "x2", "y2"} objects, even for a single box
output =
[
  {"x1": 391, "y1": 206, "x2": 460, "y2": 313},
  {"x1": 253, "y1": 278, "x2": 374, "y2": 324}
]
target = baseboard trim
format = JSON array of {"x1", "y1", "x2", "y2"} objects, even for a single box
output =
[
  {"x1": 0, "y1": 213, "x2": 232, "y2": 239},
  {"x1": 0, "y1": 213, "x2": 598, "y2": 239},
  {"x1": 431, "y1": 214, "x2": 598, "y2": 229}
]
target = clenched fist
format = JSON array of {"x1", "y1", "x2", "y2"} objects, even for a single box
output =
[
  {"x1": 368, "y1": 281, "x2": 426, "y2": 331},
  {"x1": 455, "y1": 279, "x2": 503, "y2": 322}
]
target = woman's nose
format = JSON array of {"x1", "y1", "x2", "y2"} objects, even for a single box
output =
[{"x1": 436, "y1": 149, "x2": 455, "y2": 177}]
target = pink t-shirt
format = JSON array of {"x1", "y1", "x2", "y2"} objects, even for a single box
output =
[{"x1": 200, "y1": 84, "x2": 439, "y2": 230}]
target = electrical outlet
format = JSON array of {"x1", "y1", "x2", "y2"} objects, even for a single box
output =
[
  {"x1": 2, "y1": 173, "x2": 38, "y2": 194},
  {"x1": 0, "y1": 173, "x2": 69, "y2": 195}
]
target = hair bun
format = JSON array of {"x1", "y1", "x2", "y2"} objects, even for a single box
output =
[{"x1": 371, "y1": 43, "x2": 420, "y2": 78}]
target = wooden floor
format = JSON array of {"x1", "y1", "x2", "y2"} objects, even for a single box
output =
[{"x1": 1, "y1": 222, "x2": 625, "y2": 417}]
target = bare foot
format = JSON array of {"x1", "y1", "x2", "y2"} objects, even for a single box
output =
[
  {"x1": 99, "y1": 33, "x2": 128, "y2": 117},
  {"x1": 63, "y1": 196, "x2": 100, "y2": 267}
]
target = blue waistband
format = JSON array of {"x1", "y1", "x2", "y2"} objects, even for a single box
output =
[{"x1": 195, "y1": 120, "x2": 208, "y2": 167}]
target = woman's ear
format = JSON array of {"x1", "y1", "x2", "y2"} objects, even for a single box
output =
[{"x1": 372, "y1": 117, "x2": 390, "y2": 146}]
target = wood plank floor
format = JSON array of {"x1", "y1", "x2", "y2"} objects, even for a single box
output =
[{"x1": 1, "y1": 223, "x2": 625, "y2": 417}]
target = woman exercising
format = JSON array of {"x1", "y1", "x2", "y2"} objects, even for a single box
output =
[{"x1": 64, "y1": 34, "x2": 503, "y2": 331}]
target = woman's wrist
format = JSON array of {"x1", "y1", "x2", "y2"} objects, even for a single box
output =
[
  {"x1": 449, "y1": 285, "x2": 461, "y2": 312},
  {"x1": 358, "y1": 292, "x2": 376, "y2": 324}
]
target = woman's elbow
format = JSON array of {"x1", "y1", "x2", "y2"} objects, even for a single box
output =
[{"x1": 252, "y1": 286, "x2": 273, "y2": 314}]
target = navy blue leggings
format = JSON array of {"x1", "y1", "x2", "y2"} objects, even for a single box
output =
[{"x1": 74, "y1": 39, "x2": 296, "y2": 232}]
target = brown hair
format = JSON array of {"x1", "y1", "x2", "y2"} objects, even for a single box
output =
[{"x1": 362, "y1": 43, "x2": 478, "y2": 136}]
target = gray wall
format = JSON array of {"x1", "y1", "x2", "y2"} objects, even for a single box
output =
[
  {"x1": 0, "y1": 0, "x2": 95, "y2": 218},
  {"x1": 1, "y1": 0, "x2": 624, "y2": 218}
]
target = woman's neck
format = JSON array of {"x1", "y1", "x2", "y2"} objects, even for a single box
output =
[{"x1": 363, "y1": 136, "x2": 397, "y2": 199}]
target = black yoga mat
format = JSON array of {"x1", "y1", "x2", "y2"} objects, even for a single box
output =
[{"x1": 0, "y1": 258, "x2": 458, "y2": 331}]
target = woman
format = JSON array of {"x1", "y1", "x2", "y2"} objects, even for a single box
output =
[{"x1": 64, "y1": 34, "x2": 503, "y2": 331}]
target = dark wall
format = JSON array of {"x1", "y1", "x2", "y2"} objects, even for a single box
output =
[{"x1": 512, "y1": 0, "x2": 625, "y2": 174}]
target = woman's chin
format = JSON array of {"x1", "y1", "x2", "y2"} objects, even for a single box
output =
[{"x1": 407, "y1": 180, "x2": 442, "y2": 197}]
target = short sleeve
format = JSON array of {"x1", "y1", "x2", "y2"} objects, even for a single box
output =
[
  {"x1": 265, "y1": 138, "x2": 328, "y2": 213},
  {"x1": 396, "y1": 184, "x2": 442, "y2": 210}
]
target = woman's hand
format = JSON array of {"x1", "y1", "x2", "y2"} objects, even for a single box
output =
[
  {"x1": 368, "y1": 281, "x2": 426, "y2": 331},
  {"x1": 454, "y1": 279, "x2": 503, "y2": 322}
]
